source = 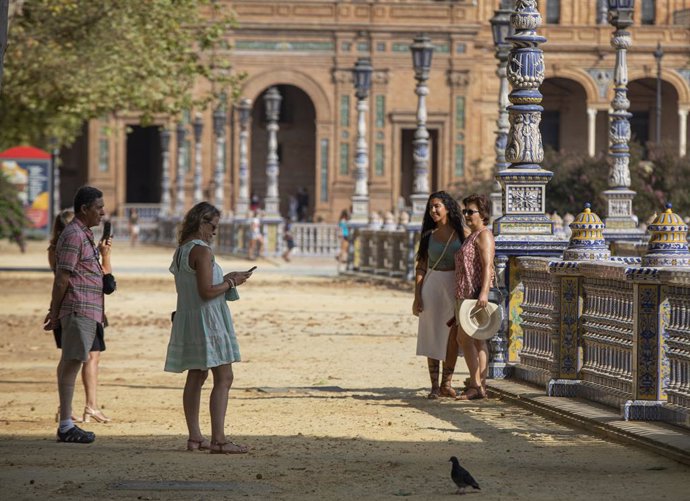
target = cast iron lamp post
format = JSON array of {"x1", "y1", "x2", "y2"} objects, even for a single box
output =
[
  {"x1": 192, "y1": 114, "x2": 204, "y2": 205},
  {"x1": 48, "y1": 137, "x2": 60, "y2": 219},
  {"x1": 175, "y1": 121, "x2": 187, "y2": 216},
  {"x1": 489, "y1": 1, "x2": 514, "y2": 222},
  {"x1": 213, "y1": 99, "x2": 226, "y2": 209},
  {"x1": 654, "y1": 41, "x2": 664, "y2": 145},
  {"x1": 159, "y1": 128, "x2": 171, "y2": 217},
  {"x1": 408, "y1": 34, "x2": 434, "y2": 227},
  {"x1": 602, "y1": 0, "x2": 643, "y2": 242},
  {"x1": 350, "y1": 58, "x2": 373, "y2": 225},
  {"x1": 263, "y1": 87, "x2": 282, "y2": 218},
  {"x1": 235, "y1": 97, "x2": 252, "y2": 219}
]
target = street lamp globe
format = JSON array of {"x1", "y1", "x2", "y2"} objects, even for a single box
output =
[
  {"x1": 193, "y1": 113, "x2": 203, "y2": 140},
  {"x1": 213, "y1": 101, "x2": 226, "y2": 137},
  {"x1": 264, "y1": 87, "x2": 282, "y2": 123},
  {"x1": 176, "y1": 121, "x2": 186, "y2": 145},
  {"x1": 490, "y1": 7, "x2": 514, "y2": 50},
  {"x1": 410, "y1": 33, "x2": 433, "y2": 82},
  {"x1": 653, "y1": 41, "x2": 664, "y2": 62},
  {"x1": 237, "y1": 97, "x2": 252, "y2": 126},
  {"x1": 160, "y1": 128, "x2": 171, "y2": 151},
  {"x1": 352, "y1": 58, "x2": 373, "y2": 100},
  {"x1": 608, "y1": 0, "x2": 635, "y2": 26}
]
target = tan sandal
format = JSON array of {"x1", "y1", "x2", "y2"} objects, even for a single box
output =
[
  {"x1": 186, "y1": 438, "x2": 211, "y2": 451},
  {"x1": 210, "y1": 441, "x2": 249, "y2": 454},
  {"x1": 455, "y1": 386, "x2": 485, "y2": 401},
  {"x1": 439, "y1": 386, "x2": 457, "y2": 398}
]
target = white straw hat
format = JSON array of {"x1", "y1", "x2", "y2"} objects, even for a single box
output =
[{"x1": 456, "y1": 300, "x2": 502, "y2": 340}]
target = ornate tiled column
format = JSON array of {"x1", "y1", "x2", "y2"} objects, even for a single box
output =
[
  {"x1": 175, "y1": 122, "x2": 187, "y2": 216},
  {"x1": 625, "y1": 204, "x2": 690, "y2": 420},
  {"x1": 263, "y1": 87, "x2": 282, "y2": 220},
  {"x1": 159, "y1": 128, "x2": 171, "y2": 217},
  {"x1": 192, "y1": 114, "x2": 203, "y2": 205},
  {"x1": 489, "y1": 0, "x2": 568, "y2": 379},
  {"x1": 350, "y1": 58, "x2": 372, "y2": 226},
  {"x1": 602, "y1": 1, "x2": 645, "y2": 243},
  {"x1": 234, "y1": 98, "x2": 252, "y2": 220},
  {"x1": 212, "y1": 101, "x2": 227, "y2": 211},
  {"x1": 409, "y1": 34, "x2": 433, "y2": 226},
  {"x1": 548, "y1": 204, "x2": 611, "y2": 397},
  {"x1": 489, "y1": 2, "x2": 513, "y2": 222}
]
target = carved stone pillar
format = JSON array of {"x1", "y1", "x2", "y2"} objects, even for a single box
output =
[
  {"x1": 192, "y1": 114, "x2": 203, "y2": 205},
  {"x1": 587, "y1": 108, "x2": 597, "y2": 158},
  {"x1": 159, "y1": 128, "x2": 171, "y2": 217},
  {"x1": 175, "y1": 122, "x2": 187, "y2": 216}
]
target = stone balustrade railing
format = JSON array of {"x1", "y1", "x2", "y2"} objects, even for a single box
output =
[
  {"x1": 154, "y1": 217, "x2": 340, "y2": 258},
  {"x1": 514, "y1": 257, "x2": 555, "y2": 386}
]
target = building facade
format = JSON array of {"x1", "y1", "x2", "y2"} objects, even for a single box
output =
[{"x1": 59, "y1": 0, "x2": 690, "y2": 222}]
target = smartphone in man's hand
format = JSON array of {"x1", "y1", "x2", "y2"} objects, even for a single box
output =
[{"x1": 102, "y1": 221, "x2": 112, "y2": 240}]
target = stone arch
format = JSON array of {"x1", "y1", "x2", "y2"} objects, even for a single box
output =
[
  {"x1": 241, "y1": 69, "x2": 333, "y2": 123},
  {"x1": 546, "y1": 66, "x2": 601, "y2": 105},
  {"x1": 541, "y1": 77, "x2": 590, "y2": 153},
  {"x1": 628, "y1": 68, "x2": 690, "y2": 105}
]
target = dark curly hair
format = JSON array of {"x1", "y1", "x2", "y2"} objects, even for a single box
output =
[
  {"x1": 416, "y1": 191, "x2": 465, "y2": 264},
  {"x1": 462, "y1": 193, "x2": 491, "y2": 225},
  {"x1": 178, "y1": 201, "x2": 221, "y2": 245}
]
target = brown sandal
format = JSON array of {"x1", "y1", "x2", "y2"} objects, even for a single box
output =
[
  {"x1": 455, "y1": 386, "x2": 485, "y2": 401},
  {"x1": 427, "y1": 386, "x2": 440, "y2": 399},
  {"x1": 186, "y1": 438, "x2": 211, "y2": 451},
  {"x1": 439, "y1": 386, "x2": 457, "y2": 398},
  {"x1": 210, "y1": 441, "x2": 249, "y2": 454}
]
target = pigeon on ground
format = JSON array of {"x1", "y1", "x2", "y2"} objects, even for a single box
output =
[{"x1": 449, "y1": 456, "x2": 480, "y2": 494}]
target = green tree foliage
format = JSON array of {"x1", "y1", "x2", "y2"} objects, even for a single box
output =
[
  {"x1": 0, "y1": 0, "x2": 243, "y2": 149},
  {"x1": 0, "y1": 172, "x2": 30, "y2": 250},
  {"x1": 543, "y1": 143, "x2": 690, "y2": 222}
]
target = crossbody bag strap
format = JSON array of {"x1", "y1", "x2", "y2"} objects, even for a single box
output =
[{"x1": 428, "y1": 230, "x2": 455, "y2": 272}]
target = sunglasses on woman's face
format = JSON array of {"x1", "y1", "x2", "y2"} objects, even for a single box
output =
[{"x1": 462, "y1": 209, "x2": 479, "y2": 216}]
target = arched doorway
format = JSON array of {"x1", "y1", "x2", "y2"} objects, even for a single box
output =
[
  {"x1": 627, "y1": 78, "x2": 679, "y2": 155},
  {"x1": 541, "y1": 77, "x2": 589, "y2": 153},
  {"x1": 250, "y1": 85, "x2": 316, "y2": 221}
]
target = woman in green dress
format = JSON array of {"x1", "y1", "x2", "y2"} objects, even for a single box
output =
[{"x1": 165, "y1": 202, "x2": 253, "y2": 454}]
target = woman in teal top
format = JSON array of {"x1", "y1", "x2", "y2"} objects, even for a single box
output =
[
  {"x1": 165, "y1": 202, "x2": 253, "y2": 454},
  {"x1": 413, "y1": 191, "x2": 465, "y2": 399}
]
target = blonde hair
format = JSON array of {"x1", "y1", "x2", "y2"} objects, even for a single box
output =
[
  {"x1": 177, "y1": 202, "x2": 221, "y2": 245},
  {"x1": 49, "y1": 209, "x2": 74, "y2": 247}
]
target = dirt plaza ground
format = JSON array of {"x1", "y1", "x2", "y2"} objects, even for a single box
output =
[{"x1": 0, "y1": 241, "x2": 689, "y2": 500}]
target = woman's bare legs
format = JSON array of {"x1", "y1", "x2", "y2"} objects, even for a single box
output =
[
  {"x1": 209, "y1": 364, "x2": 234, "y2": 444},
  {"x1": 440, "y1": 326, "x2": 458, "y2": 397},
  {"x1": 183, "y1": 369, "x2": 208, "y2": 443},
  {"x1": 82, "y1": 351, "x2": 99, "y2": 409},
  {"x1": 477, "y1": 339, "x2": 489, "y2": 392},
  {"x1": 427, "y1": 358, "x2": 440, "y2": 398}
]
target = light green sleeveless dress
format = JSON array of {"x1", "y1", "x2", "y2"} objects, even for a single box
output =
[{"x1": 164, "y1": 239, "x2": 241, "y2": 372}]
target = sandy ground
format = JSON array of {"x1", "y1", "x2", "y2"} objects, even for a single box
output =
[{"x1": 0, "y1": 241, "x2": 689, "y2": 500}]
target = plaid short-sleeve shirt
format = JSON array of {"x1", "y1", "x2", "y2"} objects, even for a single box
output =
[{"x1": 55, "y1": 218, "x2": 104, "y2": 323}]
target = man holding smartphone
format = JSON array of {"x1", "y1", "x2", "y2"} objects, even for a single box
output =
[{"x1": 45, "y1": 186, "x2": 106, "y2": 444}]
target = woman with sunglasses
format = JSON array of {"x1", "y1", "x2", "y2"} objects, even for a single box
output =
[
  {"x1": 454, "y1": 194, "x2": 495, "y2": 400},
  {"x1": 165, "y1": 202, "x2": 253, "y2": 454},
  {"x1": 413, "y1": 191, "x2": 466, "y2": 399}
]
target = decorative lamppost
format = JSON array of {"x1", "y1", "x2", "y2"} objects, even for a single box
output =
[
  {"x1": 235, "y1": 97, "x2": 252, "y2": 219},
  {"x1": 654, "y1": 41, "x2": 663, "y2": 145},
  {"x1": 175, "y1": 121, "x2": 187, "y2": 216},
  {"x1": 192, "y1": 114, "x2": 204, "y2": 205},
  {"x1": 263, "y1": 87, "x2": 282, "y2": 219},
  {"x1": 489, "y1": 1, "x2": 514, "y2": 222},
  {"x1": 408, "y1": 34, "x2": 434, "y2": 227},
  {"x1": 491, "y1": 0, "x2": 567, "y2": 379},
  {"x1": 213, "y1": 99, "x2": 226, "y2": 209},
  {"x1": 350, "y1": 58, "x2": 373, "y2": 226},
  {"x1": 602, "y1": 0, "x2": 644, "y2": 242},
  {"x1": 159, "y1": 127, "x2": 171, "y2": 217},
  {"x1": 48, "y1": 137, "x2": 60, "y2": 219}
]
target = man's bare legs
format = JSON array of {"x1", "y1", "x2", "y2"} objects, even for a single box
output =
[{"x1": 57, "y1": 358, "x2": 82, "y2": 422}]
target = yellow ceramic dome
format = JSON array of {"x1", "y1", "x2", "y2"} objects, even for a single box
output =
[
  {"x1": 642, "y1": 203, "x2": 689, "y2": 267},
  {"x1": 563, "y1": 203, "x2": 611, "y2": 261}
]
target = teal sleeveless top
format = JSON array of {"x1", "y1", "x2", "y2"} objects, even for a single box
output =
[{"x1": 427, "y1": 234, "x2": 462, "y2": 271}]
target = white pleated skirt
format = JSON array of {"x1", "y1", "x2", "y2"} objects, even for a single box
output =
[{"x1": 416, "y1": 269, "x2": 456, "y2": 361}]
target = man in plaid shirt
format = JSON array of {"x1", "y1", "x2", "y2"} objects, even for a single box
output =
[{"x1": 46, "y1": 186, "x2": 106, "y2": 444}]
